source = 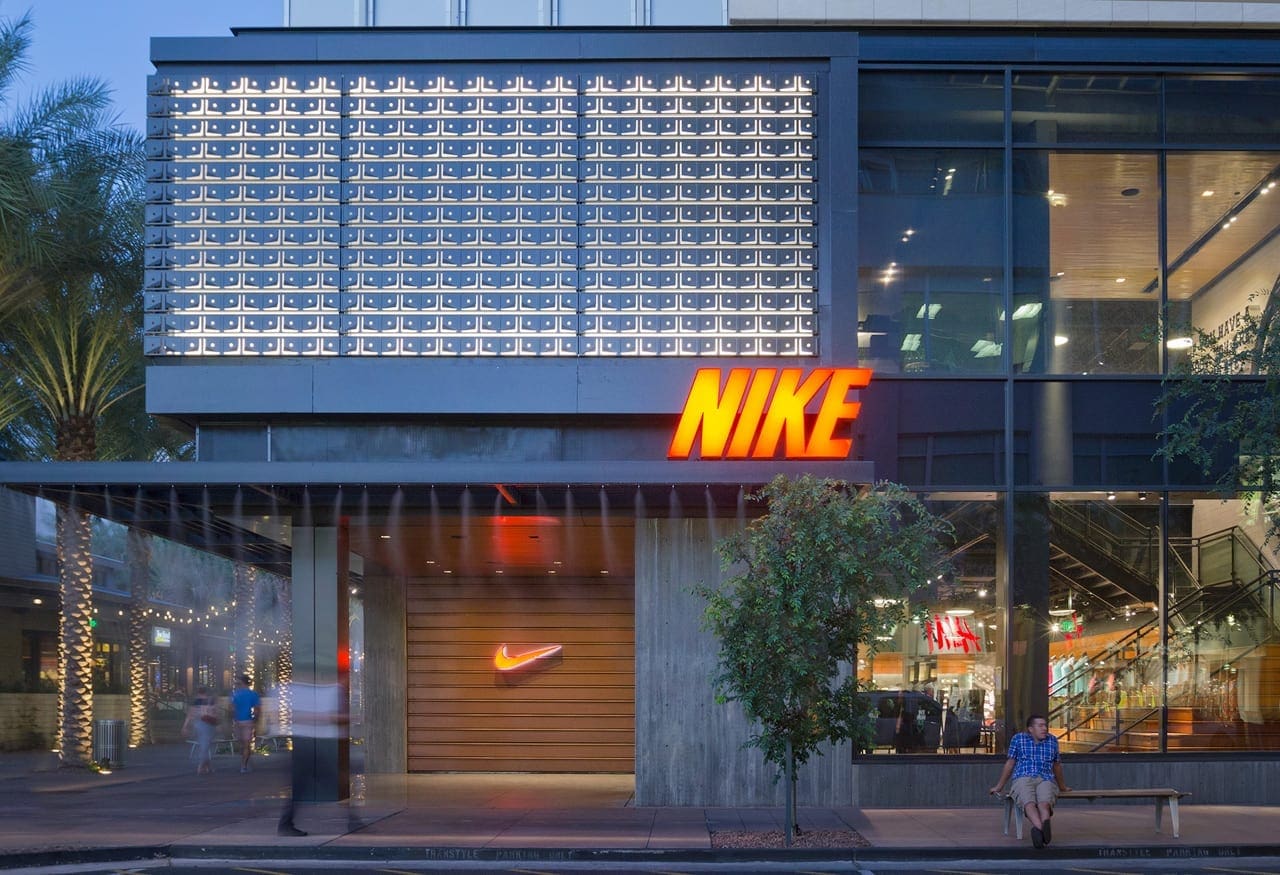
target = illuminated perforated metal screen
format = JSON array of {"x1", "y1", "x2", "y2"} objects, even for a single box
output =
[{"x1": 144, "y1": 70, "x2": 816, "y2": 356}]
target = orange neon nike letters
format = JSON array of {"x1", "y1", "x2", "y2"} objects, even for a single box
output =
[
  {"x1": 668, "y1": 367, "x2": 872, "y2": 460},
  {"x1": 493, "y1": 643, "x2": 563, "y2": 671}
]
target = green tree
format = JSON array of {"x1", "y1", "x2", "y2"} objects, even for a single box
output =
[
  {"x1": 1160, "y1": 273, "x2": 1280, "y2": 537},
  {"x1": 699, "y1": 474, "x2": 951, "y2": 843},
  {"x1": 0, "y1": 46, "x2": 150, "y2": 763}
]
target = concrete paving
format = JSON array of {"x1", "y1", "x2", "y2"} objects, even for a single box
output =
[{"x1": 0, "y1": 743, "x2": 1275, "y2": 867}]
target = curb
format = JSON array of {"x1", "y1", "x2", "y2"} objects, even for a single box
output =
[
  {"x1": 0, "y1": 846, "x2": 167, "y2": 871},
  {"x1": 168, "y1": 842, "x2": 1274, "y2": 864},
  {"x1": 0, "y1": 842, "x2": 1272, "y2": 869}
]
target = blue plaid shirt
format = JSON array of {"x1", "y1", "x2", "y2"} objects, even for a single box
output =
[{"x1": 1008, "y1": 730, "x2": 1060, "y2": 781}]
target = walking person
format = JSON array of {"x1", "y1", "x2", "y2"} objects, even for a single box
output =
[
  {"x1": 989, "y1": 714, "x2": 1070, "y2": 849},
  {"x1": 182, "y1": 686, "x2": 218, "y2": 775},
  {"x1": 231, "y1": 674, "x2": 261, "y2": 773}
]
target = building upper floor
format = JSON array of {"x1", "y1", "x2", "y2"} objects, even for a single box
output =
[
  {"x1": 282, "y1": 0, "x2": 1280, "y2": 28},
  {"x1": 143, "y1": 25, "x2": 1280, "y2": 421}
]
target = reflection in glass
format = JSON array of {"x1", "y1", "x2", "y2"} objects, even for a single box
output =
[
  {"x1": 857, "y1": 496, "x2": 1005, "y2": 756},
  {"x1": 1012, "y1": 152, "x2": 1159, "y2": 374},
  {"x1": 1166, "y1": 152, "x2": 1280, "y2": 370},
  {"x1": 860, "y1": 71, "x2": 1004, "y2": 144},
  {"x1": 858, "y1": 149, "x2": 1004, "y2": 374},
  {"x1": 1012, "y1": 73, "x2": 1158, "y2": 145},
  {"x1": 1167, "y1": 77, "x2": 1280, "y2": 145}
]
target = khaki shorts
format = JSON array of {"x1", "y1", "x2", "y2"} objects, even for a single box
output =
[
  {"x1": 1011, "y1": 775, "x2": 1059, "y2": 808},
  {"x1": 234, "y1": 720, "x2": 255, "y2": 747}
]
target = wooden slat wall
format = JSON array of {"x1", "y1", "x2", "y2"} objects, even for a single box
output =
[{"x1": 406, "y1": 576, "x2": 634, "y2": 772}]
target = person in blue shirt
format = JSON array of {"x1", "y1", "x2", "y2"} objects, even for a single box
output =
[
  {"x1": 231, "y1": 674, "x2": 261, "y2": 773},
  {"x1": 989, "y1": 714, "x2": 1070, "y2": 849}
]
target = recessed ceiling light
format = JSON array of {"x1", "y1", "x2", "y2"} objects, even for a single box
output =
[
  {"x1": 1166, "y1": 336, "x2": 1194, "y2": 350},
  {"x1": 379, "y1": 534, "x2": 391, "y2": 540},
  {"x1": 495, "y1": 569, "x2": 504, "y2": 574},
  {"x1": 32, "y1": 597, "x2": 42, "y2": 605},
  {"x1": 1202, "y1": 190, "x2": 1215, "y2": 197},
  {"x1": 600, "y1": 570, "x2": 609, "y2": 575},
  {"x1": 1054, "y1": 335, "x2": 1069, "y2": 346},
  {"x1": 1115, "y1": 277, "x2": 1126, "y2": 283}
]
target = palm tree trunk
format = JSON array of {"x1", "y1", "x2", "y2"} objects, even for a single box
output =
[
  {"x1": 126, "y1": 528, "x2": 152, "y2": 747},
  {"x1": 233, "y1": 564, "x2": 258, "y2": 682},
  {"x1": 57, "y1": 501, "x2": 94, "y2": 767}
]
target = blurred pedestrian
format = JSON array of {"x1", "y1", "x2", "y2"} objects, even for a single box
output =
[
  {"x1": 278, "y1": 679, "x2": 348, "y2": 836},
  {"x1": 182, "y1": 686, "x2": 217, "y2": 775},
  {"x1": 231, "y1": 674, "x2": 261, "y2": 773}
]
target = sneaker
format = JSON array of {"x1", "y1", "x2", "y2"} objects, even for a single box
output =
[
  {"x1": 1041, "y1": 817, "x2": 1052, "y2": 845},
  {"x1": 1031, "y1": 826, "x2": 1044, "y2": 849},
  {"x1": 277, "y1": 825, "x2": 307, "y2": 837}
]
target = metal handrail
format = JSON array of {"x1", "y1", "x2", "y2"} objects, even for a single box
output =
[{"x1": 1051, "y1": 569, "x2": 1280, "y2": 733}]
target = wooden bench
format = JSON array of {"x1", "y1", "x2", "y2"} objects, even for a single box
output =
[{"x1": 1002, "y1": 788, "x2": 1191, "y2": 839}]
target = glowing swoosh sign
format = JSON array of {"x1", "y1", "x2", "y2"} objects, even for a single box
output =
[{"x1": 494, "y1": 643, "x2": 563, "y2": 671}]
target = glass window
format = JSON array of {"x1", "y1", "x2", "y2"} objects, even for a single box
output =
[
  {"x1": 649, "y1": 0, "x2": 723, "y2": 24},
  {"x1": 859, "y1": 72, "x2": 1004, "y2": 144},
  {"x1": 857, "y1": 495, "x2": 1005, "y2": 756},
  {"x1": 1013, "y1": 381, "x2": 1162, "y2": 487},
  {"x1": 1012, "y1": 152, "x2": 1160, "y2": 374},
  {"x1": 466, "y1": 0, "x2": 544, "y2": 25},
  {"x1": 1167, "y1": 77, "x2": 1280, "y2": 146},
  {"x1": 1016, "y1": 492, "x2": 1162, "y2": 754},
  {"x1": 1166, "y1": 494, "x2": 1280, "y2": 752},
  {"x1": 858, "y1": 149, "x2": 1004, "y2": 374},
  {"x1": 1012, "y1": 73, "x2": 1158, "y2": 145},
  {"x1": 859, "y1": 380, "x2": 1004, "y2": 487},
  {"x1": 1165, "y1": 152, "x2": 1280, "y2": 369},
  {"x1": 559, "y1": 0, "x2": 632, "y2": 24}
]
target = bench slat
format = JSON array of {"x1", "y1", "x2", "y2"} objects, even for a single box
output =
[{"x1": 1060, "y1": 789, "x2": 1189, "y2": 799}]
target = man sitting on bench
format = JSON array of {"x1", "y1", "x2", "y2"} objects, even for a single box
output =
[{"x1": 989, "y1": 714, "x2": 1070, "y2": 849}]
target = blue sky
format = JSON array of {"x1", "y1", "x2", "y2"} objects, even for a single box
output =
[{"x1": 16, "y1": 1, "x2": 281, "y2": 133}]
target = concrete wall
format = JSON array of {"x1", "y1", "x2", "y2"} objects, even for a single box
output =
[
  {"x1": 362, "y1": 573, "x2": 407, "y2": 773},
  {"x1": 854, "y1": 757, "x2": 1280, "y2": 806},
  {"x1": 635, "y1": 517, "x2": 853, "y2": 806},
  {"x1": 731, "y1": 0, "x2": 1280, "y2": 26}
]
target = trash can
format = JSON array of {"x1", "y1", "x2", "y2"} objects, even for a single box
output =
[{"x1": 92, "y1": 719, "x2": 126, "y2": 768}]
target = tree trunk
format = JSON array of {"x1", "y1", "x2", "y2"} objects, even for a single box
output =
[
  {"x1": 57, "y1": 501, "x2": 95, "y2": 767},
  {"x1": 126, "y1": 528, "x2": 152, "y2": 747},
  {"x1": 784, "y1": 738, "x2": 795, "y2": 847},
  {"x1": 233, "y1": 564, "x2": 258, "y2": 682}
]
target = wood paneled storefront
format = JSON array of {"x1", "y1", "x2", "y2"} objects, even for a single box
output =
[{"x1": 406, "y1": 575, "x2": 635, "y2": 772}]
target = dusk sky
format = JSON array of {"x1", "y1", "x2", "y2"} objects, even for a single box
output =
[{"x1": 17, "y1": 1, "x2": 281, "y2": 133}]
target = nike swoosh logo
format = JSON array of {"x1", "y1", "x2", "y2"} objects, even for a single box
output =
[{"x1": 494, "y1": 643, "x2": 563, "y2": 671}]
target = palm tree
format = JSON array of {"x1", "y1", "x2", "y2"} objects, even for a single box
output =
[
  {"x1": 0, "y1": 12, "x2": 117, "y2": 325},
  {"x1": 0, "y1": 107, "x2": 147, "y2": 766}
]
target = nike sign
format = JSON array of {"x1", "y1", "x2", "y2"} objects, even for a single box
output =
[{"x1": 493, "y1": 643, "x2": 563, "y2": 671}]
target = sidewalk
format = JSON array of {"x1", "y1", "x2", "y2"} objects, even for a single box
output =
[{"x1": 0, "y1": 743, "x2": 1275, "y2": 867}]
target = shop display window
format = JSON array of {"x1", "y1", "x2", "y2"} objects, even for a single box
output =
[{"x1": 857, "y1": 495, "x2": 1005, "y2": 755}]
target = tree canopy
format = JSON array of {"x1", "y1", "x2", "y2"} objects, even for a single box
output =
[
  {"x1": 1160, "y1": 273, "x2": 1280, "y2": 537},
  {"x1": 699, "y1": 475, "x2": 952, "y2": 793}
]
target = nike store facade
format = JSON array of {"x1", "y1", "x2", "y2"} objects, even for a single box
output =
[{"x1": 4, "y1": 19, "x2": 1280, "y2": 807}]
